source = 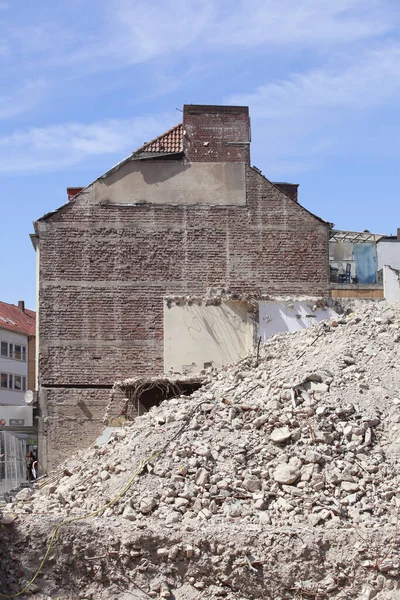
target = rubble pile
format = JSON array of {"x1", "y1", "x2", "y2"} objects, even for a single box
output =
[{"x1": 2, "y1": 301, "x2": 400, "y2": 599}]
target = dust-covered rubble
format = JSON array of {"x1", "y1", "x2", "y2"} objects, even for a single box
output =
[{"x1": 2, "y1": 301, "x2": 400, "y2": 599}]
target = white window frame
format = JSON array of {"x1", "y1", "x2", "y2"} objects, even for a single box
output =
[
  {"x1": 0, "y1": 372, "x2": 26, "y2": 391},
  {"x1": 0, "y1": 340, "x2": 26, "y2": 361}
]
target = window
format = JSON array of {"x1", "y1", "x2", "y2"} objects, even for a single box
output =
[
  {"x1": 0, "y1": 372, "x2": 26, "y2": 391},
  {"x1": 0, "y1": 341, "x2": 26, "y2": 361},
  {"x1": 0, "y1": 373, "x2": 12, "y2": 389},
  {"x1": 14, "y1": 344, "x2": 26, "y2": 361}
]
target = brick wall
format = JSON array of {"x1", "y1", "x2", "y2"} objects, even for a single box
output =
[
  {"x1": 183, "y1": 104, "x2": 250, "y2": 163},
  {"x1": 36, "y1": 105, "x2": 330, "y2": 470}
]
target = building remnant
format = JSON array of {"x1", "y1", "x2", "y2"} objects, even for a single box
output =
[{"x1": 32, "y1": 104, "x2": 332, "y2": 470}]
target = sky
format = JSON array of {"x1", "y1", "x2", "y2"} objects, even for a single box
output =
[{"x1": 1, "y1": 0, "x2": 400, "y2": 311}]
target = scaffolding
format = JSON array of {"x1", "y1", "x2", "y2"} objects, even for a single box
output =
[{"x1": 0, "y1": 430, "x2": 28, "y2": 498}]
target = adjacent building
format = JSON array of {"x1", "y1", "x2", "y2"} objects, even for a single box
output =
[
  {"x1": 329, "y1": 228, "x2": 400, "y2": 300},
  {"x1": 32, "y1": 104, "x2": 332, "y2": 469},
  {"x1": 0, "y1": 301, "x2": 36, "y2": 407},
  {"x1": 378, "y1": 229, "x2": 400, "y2": 302}
]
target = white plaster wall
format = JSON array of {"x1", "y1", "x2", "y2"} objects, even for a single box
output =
[
  {"x1": 259, "y1": 301, "x2": 338, "y2": 343},
  {"x1": 0, "y1": 329, "x2": 29, "y2": 406},
  {"x1": 94, "y1": 161, "x2": 246, "y2": 206},
  {"x1": 384, "y1": 265, "x2": 400, "y2": 302},
  {"x1": 164, "y1": 301, "x2": 253, "y2": 375},
  {"x1": 377, "y1": 241, "x2": 400, "y2": 271}
]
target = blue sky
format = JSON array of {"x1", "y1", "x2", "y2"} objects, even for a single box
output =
[{"x1": 1, "y1": 0, "x2": 400, "y2": 310}]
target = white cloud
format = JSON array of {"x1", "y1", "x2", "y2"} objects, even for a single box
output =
[
  {"x1": 227, "y1": 42, "x2": 400, "y2": 177},
  {"x1": 2, "y1": 1, "x2": 397, "y2": 77},
  {"x1": 229, "y1": 43, "x2": 400, "y2": 118},
  {"x1": 0, "y1": 79, "x2": 47, "y2": 119},
  {"x1": 110, "y1": 0, "x2": 216, "y2": 62},
  {"x1": 0, "y1": 0, "x2": 396, "y2": 120},
  {"x1": 0, "y1": 114, "x2": 177, "y2": 173},
  {"x1": 11, "y1": 1, "x2": 216, "y2": 73},
  {"x1": 213, "y1": 0, "x2": 397, "y2": 48},
  {"x1": 106, "y1": 0, "x2": 398, "y2": 62}
]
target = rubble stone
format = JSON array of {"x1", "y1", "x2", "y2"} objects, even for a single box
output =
[
  {"x1": 270, "y1": 426, "x2": 291, "y2": 443},
  {"x1": 4, "y1": 301, "x2": 400, "y2": 600},
  {"x1": 273, "y1": 464, "x2": 300, "y2": 485}
]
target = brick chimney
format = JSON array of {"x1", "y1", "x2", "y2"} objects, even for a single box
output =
[
  {"x1": 397, "y1": 228, "x2": 400, "y2": 240},
  {"x1": 273, "y1": 183, "x2": 299, "y2": 202},
  {"x1": 67, "y1": 187, "x2": 83, "y2": 202},
  {"x1": 183, "y1": 104, "x2": 250, "y2": 164},
  {"x1": 18, "y1": 300, "x2": 25, "y2": 312}
]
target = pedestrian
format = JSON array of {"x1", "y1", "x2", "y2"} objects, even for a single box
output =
[
  {"x1": 26, "y1": 451, "x2": 37, "y2": 481},
  {"x1": 31, "y1": 453, "x2": 38, "y2": 480}
]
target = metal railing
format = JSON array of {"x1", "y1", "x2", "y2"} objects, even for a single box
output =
[{"x1": 0, "y1": 430, "x2": 28, "y2": 498}]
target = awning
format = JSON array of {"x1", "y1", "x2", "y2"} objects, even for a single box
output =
[{"x1": 329, "y1": 230, "x2": 385, "y2": 243}]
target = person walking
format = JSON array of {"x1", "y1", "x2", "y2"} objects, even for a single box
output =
[{"x1": 25, "y1": 451, "x2": 37, "y2": 481}]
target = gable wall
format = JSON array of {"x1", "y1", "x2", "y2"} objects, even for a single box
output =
[
  {"x1": 36, "y1": 108, "x2": 329, "y2": 469},
  {"x1": 37, "y1": 165, "x2": 329, "y2": 388}
]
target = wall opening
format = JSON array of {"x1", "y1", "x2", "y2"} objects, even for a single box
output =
[
  {"x1": 136, "y1": 379, "x2": 203, "y2": 412},
  {"x1": 106, "y1": 377, "x2": 204, "y2": 425}
]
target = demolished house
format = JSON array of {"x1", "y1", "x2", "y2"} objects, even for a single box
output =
[{"x1": 31, "y1": 104, "x2": 332, "y2": 470}]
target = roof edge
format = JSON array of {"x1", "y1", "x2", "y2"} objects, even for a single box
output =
[{"x1": 250, "y1": 167, "x2": 333, "y2": 228}]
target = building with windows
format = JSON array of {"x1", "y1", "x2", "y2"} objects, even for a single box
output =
[{"x1": 0, "y1": 301, "x2": 36, "y2": 406}]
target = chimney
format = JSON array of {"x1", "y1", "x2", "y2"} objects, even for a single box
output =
[
  {"x1": 18, "y1": 300, "x2": 25, "y2": 312},
  {"x1": 183, "y1": 104, "x2": 250, "y2": 164},
  {"x1": 67, "y1": 187, "x2": 83, "y2": 202},
  {"x1": 273, "y1": 183, "x2": 299, "y2": 202},
  {"x1": 397, "y1": 228, "x2": 400, "y2": 241}
]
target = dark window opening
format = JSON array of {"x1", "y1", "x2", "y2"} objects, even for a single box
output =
[
  {"x1": 108, "y1": 377, "x2": 205, "y2": 425},
  {"x1": 139, "y1": 380, "x2": 204, "y2": 412}
]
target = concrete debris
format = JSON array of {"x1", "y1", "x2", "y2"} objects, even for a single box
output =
[{"x1": 2, "y1": 301, "x2": 400, "y2": 599}]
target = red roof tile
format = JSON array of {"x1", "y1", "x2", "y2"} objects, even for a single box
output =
[
  {"x1": 0, "y1": 302, "x2": 36, "y2": 337},
  {"x1": 134, "y1": 123, "x2": 183, "y2": 155}
]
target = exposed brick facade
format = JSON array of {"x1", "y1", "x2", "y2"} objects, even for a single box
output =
[
  {"x1": 35, "y1": 105, "x2": 330, "y2": 470},
  {"x1": 184, "y1": 104, "x2": 250, "y2": 163}
]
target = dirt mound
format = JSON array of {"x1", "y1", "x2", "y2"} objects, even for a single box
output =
[{"x1": 2, "y1": 301, "x2": 400, "y2": 599}]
